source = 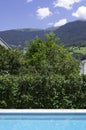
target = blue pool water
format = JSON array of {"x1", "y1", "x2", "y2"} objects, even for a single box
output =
[{"x1": 0, "y1": 113, "x2": 86, "y2": 130}]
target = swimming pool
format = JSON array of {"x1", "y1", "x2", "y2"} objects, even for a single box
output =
[{"x1": 0, "y1": 110, "x2": 86, "y2": 130}]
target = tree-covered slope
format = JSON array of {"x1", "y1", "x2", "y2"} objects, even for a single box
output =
[
  {"x1": 54, "y1": 20, "x2": 86, "y2": 46},
  {"x1": 0, "y1": 20, "x2": 86, "y2": 48},
  {"x1": 0, "y1": 29, "x2": 45, "y2": 48}
]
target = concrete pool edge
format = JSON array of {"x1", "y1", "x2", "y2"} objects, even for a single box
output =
[
  {"x1": 0, "y1": 110, "x2": 86, "y2": 120},
  {"x1": 0, "y1": 109, "x2": 86, "y2": 113}
]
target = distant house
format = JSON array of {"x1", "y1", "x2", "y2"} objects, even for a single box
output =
[
  {"x1": 0, "y1": 37, "x2": 10, "y2": 49},
  {"x1": 80, "y1": 60, "x2": 86, "y2": 74}
]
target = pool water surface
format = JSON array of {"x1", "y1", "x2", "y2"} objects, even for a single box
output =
[{"x1": 0, "y1": 112, "x2": 86, "y2": 130}]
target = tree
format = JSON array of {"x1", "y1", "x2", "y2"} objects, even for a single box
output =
[
  {"x1": 25, "y1": 33, "x2": 79, "y2": 78},
  {"x1": 0, "y1": 46, "x2": 23, "y2": 75},
  {"x1": 0, "y1": 33, "x2": 82, "y2": 109},
  {"x1": 7, "y1": 49, "x2": 23, "y2": 75},
  {"x1": 0, "y1": 46, "x2": 9, "y2": 74}
]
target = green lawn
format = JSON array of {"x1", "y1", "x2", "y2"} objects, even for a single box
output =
[
  {"x1": 75, "y1": 47, "x2": 86, "y2": 54},
  {"x1": 69, "y1": 47, "x2": 86, "y2": 55}
]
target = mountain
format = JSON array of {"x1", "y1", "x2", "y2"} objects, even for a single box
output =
[
  {"x1": 0, "y1": 20, "x2": 86, "y2": 48},
  {"x1": 0, "y1": 28, "x2": 45, "y2": 48},
  {"x1": 54, "y1": 20, "x2": 86, "y2": 46}
]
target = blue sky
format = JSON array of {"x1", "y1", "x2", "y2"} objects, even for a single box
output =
[{"x1": 0, "y1": 0, "x2": 86, "y2": 31}]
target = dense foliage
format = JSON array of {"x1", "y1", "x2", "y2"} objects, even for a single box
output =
[{"x1": 0, "y1": 33, "x2": 86, "y2": 109}]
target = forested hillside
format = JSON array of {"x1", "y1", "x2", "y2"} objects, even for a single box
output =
[
  {"x1": 0, "y1": 20, "x2": 86, "y2": 48},
  {"x1": 54, "y1": 20, "x2": 86, "y2": 46}
]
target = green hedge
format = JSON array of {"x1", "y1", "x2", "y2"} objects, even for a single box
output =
[{"x1": 0, "y1": 74, "x2": 86, "y2": 109}]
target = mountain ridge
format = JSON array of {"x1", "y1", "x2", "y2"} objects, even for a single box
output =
[{"x1": 0, "y1": 20, "x2": 86, "y2": 48}]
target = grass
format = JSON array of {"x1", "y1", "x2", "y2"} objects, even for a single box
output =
[{"x1": 69, "y1": 47, "x2": 86, "y2": 55}]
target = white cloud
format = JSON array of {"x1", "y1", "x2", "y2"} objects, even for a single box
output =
[
  {"x1": 36, "y1": 7, "x2": 52, "y2": 20},
  {"x1": 72, "y1": 6, "x2": 86, "y2": 19},
  {"x1": 26, "y1": 0, "x2": 32, "y2": 3},
  {"x1": 53, "y1": 0, "x2": 81, "y2": 10},
  {"x1": 54, "y1": 19, "x2": 67, "y2": 27}
]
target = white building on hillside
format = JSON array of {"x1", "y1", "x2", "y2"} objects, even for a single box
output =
[
  {"x1": 80, "y1": 60, "x2": 86, "y2": 74},
  {"x1": 0, "y1": 37, "x2": 10, "y2": 49}
]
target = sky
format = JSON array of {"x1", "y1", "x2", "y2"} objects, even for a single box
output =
[{"x1": 0, "y1": 0, "x2": 86, "y2": 31}]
